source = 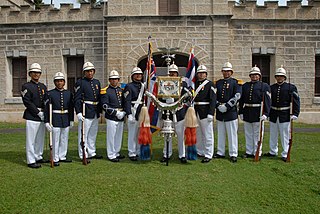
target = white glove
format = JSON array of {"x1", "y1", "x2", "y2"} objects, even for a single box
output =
[
  {"x1": 207, "y1": 114, "x2": 214, "y2": 122},
  {"x1": 77, "y1": 113, "x2": 84, "y2": 122},
  {"x1": 37, "y1": 112, "x2": 44, "y2": 121},
  {"x1": 70, "y1": 121, "x2": 74, "y2": 127},
  {"x1": 166, "y1": 98, "x2": 174, "y2": 104},
  {"x1": 116, "y1": 111, "x2": 126, "y2": 120},
  {"x1": 260, "y1": 115, "x2": 267, "y2": 121},
  {"x1": 128, "y1": 114, "x2": 135, "y2": 123},
  {"x1": 291, "y1": 115, "x2": 298, "y2": 120},
  {"x1": 45, "y1": 123, "x2": 53, "y2": 132},
  {"x1": 239, "y1": 114, "x2": 244, "y2": 121},
  {"x1": 218, "y1": 104, "x2": 227, "y2": 113}
]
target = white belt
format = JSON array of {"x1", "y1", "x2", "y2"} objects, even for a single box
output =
[
  {"x1": 115, "y1": 108, "x2": 123, "y2": 111},
  {"x1": 52, "y1": 110, "x2": 69, "y2": 114},
  {"x1": 194, "y1": 102, "x2": 210, "y2": 105},
  {"x1": 271, "y1": 106, "x2": 290, "y2": 111},
  {"x1": 244, "y1": 103, "x2": 261, "y2": 107},
  {"x1": 84, "y1": 101, "x2": 99, "y2": 105},
  {"x1": 131, "y1": 101, "x2": 143, "y2": 105}
]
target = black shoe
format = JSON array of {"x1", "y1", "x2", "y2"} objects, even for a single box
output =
[
  {"x1": 281, "y1": 157, "x2": 287, "y2": 162},
  {"x1": 160, "y1": 157, "x2": 170, "y2": 163},
  {"x1": 197, "y1": 154, "x2": 205, "y2": 158},
  {"x1": 116, "y1": 155, "x2": 125, "y2": 159},
  {"x1": 179, "y1": 157, "x2": 187, "y2": 164},
  {"x1": 242, "y1": 153, "x2": 254, "y2": 159},
  {"x1": 129, "y1": 156, "x2": 138, "y2": 161},
  {"x1": 264, "y1": 152, "x2": 276, "y2": 157},
  {"x1": 54, "y1": 162, "x2": 60, "y2": 166},
  {"x1": 28, "y1": 163, "x2": 41, "y2": 169},
  {"x1": 213, "y1": 154, "x2": 225, "y2": 159},
  {"x1": 230, "y1": 156, "x2": 237, "y2": 163},
  {"x1": 60, "y1": 159, "x2": 72, "y2": 163},
  {"x1": 201, "y1": 157, "x2": 211, "y2": 163},
  {"x1": 109, "y1": 158, "x2": 119, "y2": 162},
  {"x1": 36, "y1": 159, "x2": 50, "y2": 164},
  {"x1": 88, "y1": 155, "x2": 103, "y2": 159}
]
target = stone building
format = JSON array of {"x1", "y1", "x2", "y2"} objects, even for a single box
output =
[{"x1": 0, "y1": 0, "x2": 320, "y2": 123}]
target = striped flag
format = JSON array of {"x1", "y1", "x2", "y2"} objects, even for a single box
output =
[
  {"x1": 185, "y1": 47, "x2": 196, "y2": 89},
  {"x1": 146, "y1": 40, "x2": 160, "y2": 134}
]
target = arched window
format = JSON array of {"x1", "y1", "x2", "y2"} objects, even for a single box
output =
[{"x1": 137, "y1": 53, "x2": 198, "y2": 77}]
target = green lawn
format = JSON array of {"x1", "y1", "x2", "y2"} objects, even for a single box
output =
[{"x1": 0, "y1": 122, "x2": 319, "y2": 213}]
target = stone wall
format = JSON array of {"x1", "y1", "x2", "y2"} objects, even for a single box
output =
[{"x1": 0, "y1": 3, "x2": 104, "y2": 122}]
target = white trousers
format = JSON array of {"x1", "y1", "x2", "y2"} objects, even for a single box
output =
[
  {"x1": 106, "y1": 119, "x2": 124, "y2": 159},
  {"x1": 196, "y1": 117, "x2": 214, "y2": 159},
  {"x1": 26, "y1": 120, "x2": 45, "y2": 164},
  {"x1": 78, "y1": 116, "x2": 99, "y2": 159},
  {"x1": 52, "y1": 127, "x2": 70, "y2": 162},
  {"x1": 162, "y1": 120, "x2": 186, "y2": 158},
  {"x1": 217, "y1": 119, "x2": 238, "y2": 157},
  {"x1": 127, "y1": 120, "x2": 140, "y2": 157},
  {"x1": 269, "y1": 118, "x2": 290, "y2": 158},
  {"x1": 244, "y1": 121, "x2": 264, "y2": 156}
]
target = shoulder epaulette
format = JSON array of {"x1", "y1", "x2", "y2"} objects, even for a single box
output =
[
  {"x1": 237, "y1": 79, "x2": 244, "y2": 85},
  {"x1": 100, "y1": 85, "x2": 109, "y2": 95}
]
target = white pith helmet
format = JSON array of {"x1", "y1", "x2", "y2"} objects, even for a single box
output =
[
  {"x1": 249, "y1": 66, "x2": 261, "y2": 76},
  {"x1": 28, "y1": 63, "x2": 42, "y2": 74},
  {"x1": 222, "y1": 62, "x2": 233, "y2": 72},
  {"x1": 131, "y1": 67, "x2": 143, "y2": 76},
  {"x1": 169, "y1": 63, "x2": 179, "y2": 74},
  {"x1": 53, "y1": 72, "x2": 65, "y2": 81},
  {"x1": 109, "y1": 70, "x2": 120, "y2": 79},
  {"x1": 83, "y1": 62, "x2": 95, "y2": 72},
  {"x1": 275, "y1": 66, "x2": 287, "y2": 78},
  {"x1": 196, "y1": 65, "x2": 207, "y2": 73}
]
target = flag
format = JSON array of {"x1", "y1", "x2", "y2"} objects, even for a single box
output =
[
  {"x1": 146, "y1": 40, "x2": 160, "y2": 134},
  {"x1": 185, "y1": 47, "x2": 196, "y2": 89}
]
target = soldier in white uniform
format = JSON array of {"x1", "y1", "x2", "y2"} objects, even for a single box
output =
[
  {"x1": 123, "y1": 67, "x2": 145, "y2": 161},
  {"x1": 238, "y1": 66, "x2": 271, "y2": 159},
  {"x1": 44, "y1": 72, "x2": 74, "y2": 166},
  {"x1": 21, "y1": 63, "x2": 48, "y2": 168},
  {"x1": 74, "y1": 62, "x2": 103, "y2": 162},
  {"x1": 101, "y1": 70, "x2": 126, "y2": 162},
  {"x1": 193, "y1": 65, "x2": 216, "y2": 163},
  {"x1": 160, "y1": 63, "x2": 188, "y2": 164},
  {"x1": 215, "y1": 62, "x2": 242, "y2": 163},
  {"x1": 265, "y1": 66, "x2": 300, "y2": 162}
]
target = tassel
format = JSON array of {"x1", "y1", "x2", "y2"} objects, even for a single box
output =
[
  {"x1": 138, "y1": 106, "x2": 152, "y2": 160},
  {"x1": 184, "y1": 106, "x2": 198, "y2": 160}
]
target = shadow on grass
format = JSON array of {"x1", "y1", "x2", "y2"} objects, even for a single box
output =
[{"x1": 0, "y1": 150, "x2": 28, "y2": 167}]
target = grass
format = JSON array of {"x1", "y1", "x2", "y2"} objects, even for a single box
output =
[{"x1": 0, "y1": 122, "x2": 319, "y2": 213}]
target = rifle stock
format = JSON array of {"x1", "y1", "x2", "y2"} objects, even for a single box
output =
[
  {"x1": 286, "y1": 95, "x2": 294, "y2": 162},
  {"x1": 81, "y1": 99, "x2": 87, "y2": 165},
  {"x1": 254, "y1": 94, "x2": 264, "y2": 162},
  {"x1": 49, "y1": 102, "x2": 54, "y2": 168}
]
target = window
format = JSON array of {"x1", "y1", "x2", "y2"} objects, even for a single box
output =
[
  {"x1": 315, "y1": 55, "x2": 320, "y2": 96},
  {"x1": 12, "y1": 57, "x2": 27, "y2": 97},
  {"x1": 252, "y1": 55, "x2": 270, "y2": 85},
  {"x1": 66, "y1": 56, "x2": 84, "y2": 93},
  {"x1": 159, "y1": 0, "x2": 179, "y2": 16}
]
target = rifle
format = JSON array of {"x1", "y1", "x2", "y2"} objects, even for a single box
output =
[
  {"x1": 286, "y1": 95, "x2": 294, "y2": 162},
  {"x1": 254, "y1": 92, "x2": 264, "y2": 162},
  {"x1": 49, "y1": 98, "x2": 54, "y2": 168},
  {"x1": 81, "y1": 93, "x2": 87, "y2": 165}
]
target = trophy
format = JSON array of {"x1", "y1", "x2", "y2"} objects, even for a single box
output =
[{"x1": 145, "y1": 47, "x2": 191, "y2": 166}]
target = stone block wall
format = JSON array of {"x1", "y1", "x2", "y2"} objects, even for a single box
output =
[
  {"x1": 0, "y1": 3, "x2": 104, "y2": 122},
  {"x1": 106, "y1": 15, "x2": 215, "y2": 82}
]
